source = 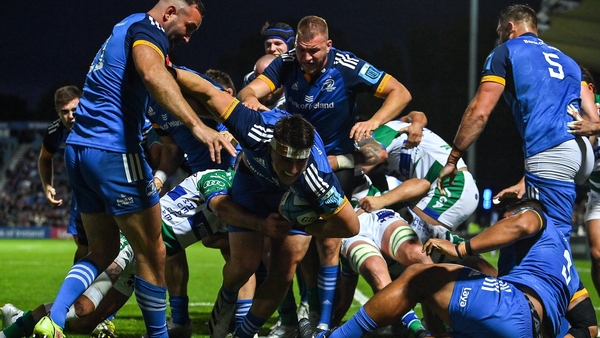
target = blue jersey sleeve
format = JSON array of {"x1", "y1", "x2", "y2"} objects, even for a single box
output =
[
  {"x1": 42, "y1": 120, "x2": 66, "y2": 154},
  {"x1": 480, "y1": 44, "x2": 510, "y2": 86},
  {"x1": 258, "y1": 53, "x2": 292, "y2": 92},
  {"x1": 337, "y1": 53, "x2": 391, "y2": 97},
  {"x1": 218, "y1": 100, "x2": 282, "y2": 152},
  {"x1": 128, "y1": 16, "x2": 170, "y2": 61}
]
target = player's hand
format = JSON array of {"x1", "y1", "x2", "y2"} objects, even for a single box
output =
[
  {"x1": 241, "y1": 97, "x2": 269, "y2": 112},
  {"x1": 359, "y1": 196, "x2": 385, "y2": 213},
  {"x1": 153, "y1": 176, "x2": 164, "y2": 193},
  {"x1": 423, "y1": 238, "x2": 456, "y2": 257},
  {"x1": 567, "y1": 103, "x2": 583, "y2": 121},
  {"x1": 492, "y1": 182, "x2": 525, "y2": 204},
  {"x1": 437, "y1": 163, "x2": 457, "y2": 195},
  {"x1": 45, "y1": 186, "x2": 62, "y2": 207},
  {"x1": 192, "y1": 124, "x2": 237, "y2": 163},
  {"x1": 398, "y1": 123, "x2": 423, "y2": 149},
  {"x1": 258, "y1": 213, "x2": 293, "y2": 238},
  {"x1": 220, "y1": 131, "x2": 239, "y2": 147},
  {"x1": 350, "y1": 120, "x2": 379, "y2": 142}
]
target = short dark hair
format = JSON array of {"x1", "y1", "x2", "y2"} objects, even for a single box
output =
[
  {"x1": 54, "y1": 86, "x2": 81, "y2": 110},
  {"x1": 185, "y1": 0, "x2": 205, "y2": 16},
  {"x1": 499, "y1": 4, "x2": 538, "y2": 29},
  {"x1": 205, "y1": 69, "x2": 236, "y2": 96},
  {"x1": 502, "y1": 197, "x2": 547, "y2": 215},
  {"x1": 273, "y1": 115, "x2": 315, "y2": 151},
  {"x1": 582, "y1": 67, "x2": 596, "y2": 90}
]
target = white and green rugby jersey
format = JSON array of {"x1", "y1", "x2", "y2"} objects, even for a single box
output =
[
  {"x1": 372, "y1": 121, "x2": 467, "y2": 183},
  {"x1": 160, "y1": 169, "x2": 234, "y2": 255},
  {"x1": 589, "y1": 137, "x2": 600, "y2": 193}
]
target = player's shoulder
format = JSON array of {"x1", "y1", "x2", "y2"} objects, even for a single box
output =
[
  {"x1": 280, "y1": 49, "x2": 297, "y2": 64},
  {"x1": 126, "y1": 13, "x2": 164, "y2": 32},
  {"x1": 126, "y1": 13, "x2": 169, "y2": 47},
  {"x1": 45, "y1": 118, "x2": 63, "y2": 134},
  {"x1": 331, "y1": 48, "x2": 363, "y2": 72}
]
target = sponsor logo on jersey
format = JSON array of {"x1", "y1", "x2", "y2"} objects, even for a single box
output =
[
  {"x1": 432, "y1": 194, "x2": 450, "y2": 209},
  {"x1": 358, "y1": 63, "x2": 384, "y2": 84},
  {"x1": 204, "y1": 179, "x2": 226, "y2": 188},
  {"x1": 161, "y1": 113, "x2": 168, "y2": 121},
  {"x1": 305, "y1": 95, "x2": 314, "y2": 103},
  {"x1": 321, "y1": 78, "x2": 336, "y2": 92},
  {"x1": 292, "y1": 82, "x2": 299, "y2": 90},
  {"x1": 117, "y1": 194, "x2": 134, "y2": 207},
  {"x1": 160, "y1": 120, "x2": 184, "y2": 130},
  {"x1": 289, "y1": 97, "x2": 335, "y2": 110},
  {"x1": 146, "y1": 180, "x2": 158, "y2": 196},
  {"x1": 524, "y1": 39, "x2": 543, "y2": 45},
  {"x1": 459, "y1": 287, "x2": 471, "y2": 307}
]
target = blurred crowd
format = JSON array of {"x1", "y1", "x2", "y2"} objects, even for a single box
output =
[{"x1": 0, "y1": 145, "x2": 71, "y2": 227}]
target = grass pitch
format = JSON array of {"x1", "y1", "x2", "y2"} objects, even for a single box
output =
[
  {"x1": 0, "y1": 239, "x2": 368, "y2": 337},
  {"x1": 0, "y1": 239, "x2": 597, "y2": 337}
]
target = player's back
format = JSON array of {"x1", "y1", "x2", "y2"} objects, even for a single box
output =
[
  {"x1": 498, "y1": 209, "x2": 579, "y2": 336},
  {"x1": 501, "y1": 33, "x2": 580, "y2": 157},
  {"x1": 374, "y1": 120, "x2": 467, "y2": 181},
  {"x1": 68, "y1": 13, "x2": 170, "y2": 154}
]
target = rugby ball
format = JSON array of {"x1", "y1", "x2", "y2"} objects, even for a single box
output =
[{"x1": 279, "y1": 191, "x2": 319, "y2": 226}]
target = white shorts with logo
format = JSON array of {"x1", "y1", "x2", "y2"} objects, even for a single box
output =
[
  {"x1": 341, "y1": 209, "x2": 409, "y2": 256},
  {"x1": 417, "y1": 171, "x2": 479, "y2": 230}
]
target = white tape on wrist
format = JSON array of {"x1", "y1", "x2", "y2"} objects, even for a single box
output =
[
  {"x1": 154, "y1": 170, "x2": 167, "y2": 184},
  {"x1": 336, "y1": 153, "x2": 355, "y2": 169}
]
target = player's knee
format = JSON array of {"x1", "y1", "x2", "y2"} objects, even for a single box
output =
[
  {"x1": 348, "y1": 244, "x2": 383, "y2": 274},
  {"x1": 397, "y1": 240, "x2": 431, "y2": 266},
  {"x1": 589, "y1": 245, "x2": 600, "y2": 262},
  {"x1": 359, "y1": 259, "x2": 391, "y2": 292},
  {"x1": 388, "y1": 225, "x2": 419, "y2": 262},
  {"x1": 566, "y1": 297, "x2": 597, "y2": 338},
  {"x1": 73, "y1": 296, "x2": 95, "y2": 317}
]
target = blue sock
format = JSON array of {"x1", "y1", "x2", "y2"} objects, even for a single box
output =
[
  {"x1": 318, "y1": 265, "x2": 338, "y2": 327},
  {"x1": 135, "y1": 276, "x2": 167, "y2": 338},
  {"x1": 327, "y1": 307, "x2": 377, "y2": 338},
  {"x1": 169, "y1": 296, "x2": 189, "y2": 325},
  {"x1": 49, "y1": 258, "x2": 98, "y2": 328},
  {"x1": 236, "y1": 311, "x2": 266, "y2": 338},
  {"x1": 106, "y1": 313, "x2": 116, "y2": 321},
  {"x1": 401, "y1": 309, "x2": 425, "y2": 333},
  {"x1": 235, "y1": 299, "x2": 252, "y2": 329}
]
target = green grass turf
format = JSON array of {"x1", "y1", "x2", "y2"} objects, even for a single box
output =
[
  {"x1": 0, "y1": 239, "x2": 366, "y2": 337},
  {"x1": 0, "y1": 239, "x2": 597, "y2": 337}
]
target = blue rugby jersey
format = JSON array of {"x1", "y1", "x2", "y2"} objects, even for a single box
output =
[
  {"x1": 147, "y1": 69, "x2": 236, "y2": 171},
  {"x1": 42, "y1": 119, "x2": 70, "y2": 154},
  {"x1": 217, "y1": 101, "x2": 347, "y2": 218},
  {"x1": 67, "y1": 13, "x2": 170, "y2": 153},
  {"x1": 498, "y1": 208, "x2": 579, "y2": 336},
  {"x1": 260, "y1": 47, "x2": 392, "y2": 155},
  {"x1": 481, "y1": 33, "x2": 581, "y2": 158}
]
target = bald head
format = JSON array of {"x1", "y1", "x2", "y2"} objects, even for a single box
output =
[{"x1": 255, "y1": 54, "x2": 277, "y2": 76}]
